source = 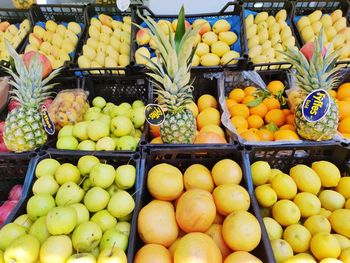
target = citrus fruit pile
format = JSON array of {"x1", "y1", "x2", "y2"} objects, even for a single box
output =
[
  {"x1": 251, "y1": 160, "x2": 350, "y2": 262},
  {"x1": 226, "y1": 80, "x2": 299, "y2": 142},
  {"x1": 135, "y1": 159, "x2": 263, "y2": 263},
  {"x1": 333, "y1": 82, "x2": 350, "y2": 139}
]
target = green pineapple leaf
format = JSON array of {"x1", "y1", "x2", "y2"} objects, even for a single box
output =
[{"x1": 174, "y1": 5, "x2": 186, "y2": 54}]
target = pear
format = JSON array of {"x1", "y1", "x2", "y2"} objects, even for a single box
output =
[
  {"x1": 29, "y1": 216, "x2": 50, "y2": 244},
  {"x1": 255, "y1": 12, "x2": 268, "y2": 24},
  {"x1": 308, "y1": 10, "x2": 322, "y2": 23},
  {"x1": 4, "y1": 235, "x2": 40, "y2": 263},
  {"x1": 55, "y1": 182, "x2": 85, "y2": 206},
  {"x1": 32, "y1": 175, "x2": 59, "y2": 195},
  {"x1": 211, "y1": 41, "x2": 230, "y2": 57},
  {"x1": 40, "y1": 235, "x2": 72, "y2": 263}
]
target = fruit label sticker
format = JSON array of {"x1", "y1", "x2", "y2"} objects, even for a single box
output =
[
  {"x1": 145, "y1": 104, "x2": 165, "y2": 126},
  {"x1": 117, "y1": 0, "x2": 130, "y2": 11},
  {"x1": 302, "y1": 89, "x2": 330, "y2": 122},
  {"x1": 41, "y1": 105, "x2": 55, "y2": 135}
]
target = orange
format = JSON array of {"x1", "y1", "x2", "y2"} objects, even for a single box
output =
[
  {"x1": 150, "y1": 137, "x2": 163, "y2": 144},
  {"x1": 200, "y1": 124, "x2": 225, "y2": 138},
  {"x1": 280, "y1": 124, "x2": 296, "y2": 131},
  {"x1": 249, "y1": 128, "x2": 259, "y2": 134},
  {"x1": 226, "y1": 99, "x2": 237, "y2": 109},
  {"x1": 249, "y1": 103, "x2": 268, "y2": 117},
  {"x1": 230, "y1": 116, "x2": 248, "y2": 129},
  {"x1": 186, "y1": 101, "x2": 199, "y2": 118},
  {"x1": 224, "y1": 251, "x2": 262, "y2": 263},
  {"x1": 134, "y1": 244, "x2": 172, "y2": 263},
  {"x1": 342, "y1": 133, "x2": 350, "y2": 139},
  {"x1": 237, "y1": 127, "x2": 248, "y2": 134},
  {"x1": 247, "y1": 115, "x2": 264, "y2": 129},
  {"x1": 337, "y1": 83, "x2": 350, "y2": 101},
  {"x1": 257, "y1": 129, "x2": 274, "y2": 141},
  {"x1": 183, "y1": 164, "x2": 215, "y2": 192},
  {"x1": 197, "y1": 107, "x2": 221, "y2": 130},
  {"x1": 274, "y1": 130, "x2": 300, "y2": 141},
  {"x1": 176, "y1": 189, "x2": 216, "y2": 233},
  {"x1": 169, "y1": 238, "x2": 181, "y2": 256},
  {"x1": 267, "y1": 80, "x2": 284, "y2": 96},
  {"x1": 282, "y1": 109, "x2": 291, "y2": 115},
  {"x1": 286, "y1": 114, "x2": 295, "y2": 125},
  {"x1": 211, "y1": 159, "x2": 243, "y2": 185},
  {"x1": 328, "y1": 90, "x2": 337, "y2": 98},
  {"x1": 229, "y1": 88, "x2": 245, "y2": 103},
  {"x1": 242, "y1": 95, "x2": 256, "y2": 105},
  {"x1": 263, "y1": 97, "x2": 281, "y2": 110},
  {"x1": 338, "y1": 100, "x2": 350, "y2": 120},
  {"x1": 344, "y1": 97, "x2": 350, "y2": 102},
  {"x1": 205, "y1": 224, "x2": 232, "y2": 259},
  {"x1": 240, "y1": 130, "x2": 261, "y2": 141},
  {"x1": 229, "y1": 104, "x2": 250, "y2": 118},
  {"x1": 339, "y1": 117, "x2": 350, "y2": 133},
  {"x1": 244, "y1": 86, "x2": 257, "y2": 96},
  {"x1": 194, "y1": 131, "x2": 227, "y2": 144},
  {"x1": 197, "y1": 94, "x2": 218, "y2": 112},
  {"x1": 150, "y1": 124, "x2": 161, "y2": 138},
  {"x1": 138, "y1": 200, "x2": 179, "y2": 247},
  {"x1": 265, "y1": 109, "x2": 286, "y2": 127}
]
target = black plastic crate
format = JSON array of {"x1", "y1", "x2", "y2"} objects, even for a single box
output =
[
  {"x1": 141, "y1": 72, "x2": 236, "y2": 149},
  {"x1": 128, "y1": 146, "x2": 274, "y2": 262},
  {"x1": 241, "y1": 0, "x2": 300, "y2": 70},
  {"x1": 292, "y1": 0, "x2": 350, "y2": 68},
  {"x1": 9, "y1": 150, "x2": 142, "y2": 262},
  {"x1": 132, "y1": 3, "x2": 247, "y2": 73}
]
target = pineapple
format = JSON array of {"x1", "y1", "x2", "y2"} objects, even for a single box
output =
[
  {"x1": 138, "y1": 7, "x2": 201, "y2": 143},
  {"x1": 3, "y1": 42, "x2": 60, "y2": 152},
  {"x1": 281, "y1": 30, "x2": 340, "y2": 141}
]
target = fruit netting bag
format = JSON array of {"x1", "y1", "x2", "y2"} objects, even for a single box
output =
[
  {"x1": 48, "y1": 89, "x2": 89, "y2": 130},
  {"x1": 219, "y1": 70, "x2": 303, "y2": 145}
]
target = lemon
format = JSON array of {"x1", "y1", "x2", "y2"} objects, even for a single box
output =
[
  {"x1": 284, "y1": 253, "x2": 316, "y2": 263},
  {"x1": 339, "y1": 247, "x2": 350, "y2": 263},
  {"x1": 290, "y1": 164, "x2": 321, "y2": 194},
  {"x1": 318, "y1": 190, "x2": 345, "y2": 211},
  {"x1": 283, "y1": 224, "x2": 311, "y2": 253},
  {"x1": 271, "y1": 239, "x2": 294, "y2": 263},
  {"x1": 312, "y1": 161, "x2": 341, "y2": 187},
  {"x1": 263, "y1": 217, "x2": 283, "y2": 240},
  {"x1": 310, "y1": 232, "x2": 341, "y2": 260},
  {"x1": 335, "y1": 177, "x2": 350, "y2": 199},
  {"x1": 319, "y1": 208, "x2": 332, "y2": 218},
  {"x1": 346, "y1": 199, "x2": 350, "y2": 209},
  {"x1": 329, "y1": 209, "x2": 350, "y2": 238},
  {"x1": 304, "y1": 215, "x2": 331, "y2": 235},
  {"x1": 269, "y1": 169, "x2": 282, "y2": 182},
  {"x1": 272, "y1": 200, "x2": 301, "y2": 227},
  {"x1": 333, "y1": 234, "x2": 350, "y2": 249},
  {"x1": 254, "y1": 184, "x2": 277, "y2": 207},
  {"x1": 293, "y1": 192, "x2": 321, "y2": 217},
  {"x1": 250, "y1": 161, "x2": 271, "y2": 186},
  {"x1": 319, "y1": 258, "x2": 343, "y2": 263},
  {"x1": 271, "y1": 174, "x2": 297, "y2": 200}
]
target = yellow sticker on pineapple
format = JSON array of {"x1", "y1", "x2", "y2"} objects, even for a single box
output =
[
  {"x1": 41, "y1": 105, "x2": 55, "y2": 135},
  {"x1": 145, "y1": 104, "x2": 165, "y2": 126}
]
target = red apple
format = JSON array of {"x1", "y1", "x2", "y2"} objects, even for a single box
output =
[
  {"x1": 43, "y1": 98, "x2": 53, "y2": 108},
  {"x1": 300, "y1": 41, "x2": 327, "y2": 62},
  {"x1": 0, "y1": 142, "x2": 9, "y2": 152},
  {"x1": 8, "y1": 99, "x2": 20, "y2": 112},
  {"x1": 8, "y1": 185, "x2": 23, "y2": 201},
  {"x1": 136, "y1": 28, "x2": 151, "y2": 45},
  {"x1": 23, "y1": 51, "x2": 53, "y2": 79},
  {"x1": 0, "y1": 200, "x2": 18, "y2": 224}
]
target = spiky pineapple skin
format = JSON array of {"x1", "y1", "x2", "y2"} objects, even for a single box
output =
[
  {"x1": 160, "y1": 109, "x2": 196, "y2": 144},
  {"x1": 295, "y1": 97, "x2": 338, "y2": 141},
  {"x1": 4, "y1": 107, "x2": 47, "y2": 152}
]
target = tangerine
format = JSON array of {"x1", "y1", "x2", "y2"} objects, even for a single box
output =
[
  {"x1": 265, "y1": 109, "x2": 286, "y2": 127},
  {"x1": 237, "y1": 127, "x2": 248, "y2": 134},
  {"x1": 229, "y1": 104, "x2": 250, "y2": 118},
  {"x1": 229, "y1": 89, "x2": 245, "y2": 103},
  {"x1": 263, "y1": 97, "x2": 281, "y2": 110},
  {"x1": 280, "y1": 124, "x2": 296, "y2": 131},
  {"x1": 244, "y1": 86, "x2": 257, "y2": 96},
  {"x1": 249, "y1": 103, "x2": 268, "y2": 117},
  {"x1": 339, "y1": 117, "x2": 350, "y2": 134},
  {"x1": 197, "y1": 94, "x2": 218, "y2": 112},
  {"x1": 226, "y1": 99, "x2": 237, "y2": 109},
  {"x1": 240, "y1": 131, "x2": 261, "y2": 141},
  {"x1": 282, "y1": 109, "x2": 291, "y2": 115},
  {"x1": 205, "y1": 224, "x2": 232, "y2": 259},
  {"x1": 230, "y1": 116, "x2": 248, "y2": 129},
  {"x1": 257, "y1": 129, "x2": 274, "y2": 141},
  {"x1": 267, "y1": 80, "x2": 284, "y2": 95},
  {"x1": 338, "y1": 101, "x2": 350, "y2": 121},
  {"x1": 247, "y1": 115, "x2": 264, "y2": 128},
  {"x1": 337, "y1": 83, "x2": 350, "y2": 101},
  {"x1": 242, "y1": 95, "x2": 256, "y2": 104},
  {"x1": 328, "y1": 90, "x2": 337, "y2": 98},
  {"x1": 274, "y1": 130, "x2": 300, "y2": 140},
  {"x1": 286, "y1": 114, "x2": 295, "y2": 125}
]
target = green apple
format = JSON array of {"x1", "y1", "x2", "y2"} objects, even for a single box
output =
[
  {"x1": 46, "y1": 206, "x2": 77, "y2": 235},
  {"x1": 84, "y1": 111, "x2": 101, "y2": 121},
  {"x1": 40, "y1": 235, "x2": 73, "y2": 263},
  {"x1": 106, "y1": 102, "x2": 115, "y2": 108},
  {"x1": 102, "y1": 105, "x2": 113, "y2": 115},
  {"x1": 56, "y1": 135, "x2": 79, "y2": 150},
  {"x1": 90, "y1": 163, "x2": 115, "y2": 189},
  {"x1": 132, "y1": 100, "x2": 145, "y2": 109},
  {"x1": 83, "y1": 178, "x2": 92, "y2": 191},
  {"x1": 96, "y1": 137, "x2": 116, "y2": 151},
  {"x1": 98, "y1": 114, "x2": 111, "y2": 127},
  {"x1": 107, "y1": 184, "x2": 119, "y2": 196},
  {"x1": 118, "y1": 212, "x2": 133, "y2": 222},
  {"x1": 4, "y1": 234, "x2": 40, "y2": 263},
  {"x1": 110, "y1": 116, "x2": 133, "y2": 137},
  {"x1": 84, "y1": 187, "x2": 110, "y2": 212},
  {"x1": 66, "y1": 253, "x2": 96, "y2": 263},
  {"x1": 72, "y1": 221, "x2": 102, "y2": 252},
  {"x1": 58, "y1": 125, "x2": 74, "y2": 138},
  {"x1": 70, "y1": 203, "x2": 90, "y2": 224},
  {"x1": 26, "y1": 194, "x2": 56, "y2": 220},
  {"x1": 91, "y1": 247, "x2": 99, "y2": 259},
  {"x1": 88, "y1": 107, "x2": 102, "y2": 113},
  {"x1": 110, "y1": 135, "x2": 119, "y2": 146},
  {"x1": 0, "y1": 223, "x2": 26, "y2": 250},
  {"x1": 32, "y1": 175, "x2": 59, "y2": 195},
  {"x1": 107, "y1": 190, "x2": 135, "y2": 219},
  {"x1": 14, "y1": 214, "x2": 33, "y2": 230},
  {"x1": 88, "y1": 120, "x2": 109, "y2": 141},
  {"x1": 99, "y1": 228, "x2": 128, "y2": 251},
  {"x1": 115, "y1": 164, "x2": 136, "y2": 190},
  {"x1": 92, "y1": 97, "x2": 107, "y2": 109},
  {"x1": 115, "y1": 221, "x2": 131, "y2": 236},
  {"x1": 97, "y1": 247, "x2": 127, "y2": 263},
  {"x1": 29, "y1": 216, "x2": 50, "y2": 244},
  {"x1": 55, "y1": 163, "x2": 81, "y2": 185},
  {"x1": 77, "y1": 155, "x2": 100, "y2": 175},
  {"x1": 90, "y1": 210, "x2": 117, "y2": 232},
  {"x1": 35, "y1": 159, "x2": 60, "y2": 178},
  {"x1": 130, "y1": 107, "x2": 145, "y2": 128},
  {"x1": 73, "y1": 121, "x2": 90, "y2": 141},
  {"x1": 78, "y1": 140, "x2": 96, "y2": 151},
  {"x1": 116, "y1": 136, "x2": 138, "y2": 151},
  {"x1": 55, "y1": 182, "x2": 85, "y2": 206},
  {"x1": 109, "y1": 106, "x2": 130, "y2": 118},
  {"x1": 119, "y1": 102, "x2": 131, "y2": 109},
  {"x1": 134, "y1": 129, "x2": 142, "y2": 138}
]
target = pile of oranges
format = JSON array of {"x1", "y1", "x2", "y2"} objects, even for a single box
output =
[
  {"x1": 334, "y1": 82, "x2": 350, "y2": 139},
  {"x1": 226, "y1": 80, "x2": 300, "y2": 142}
]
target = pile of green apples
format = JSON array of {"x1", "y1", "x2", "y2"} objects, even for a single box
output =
[
  {"x1": 56, "y1": 96, "x2": 146, "y2": 151},
  {"x1": 0, "y1": 155, "x2": 137, "y2": 263}
]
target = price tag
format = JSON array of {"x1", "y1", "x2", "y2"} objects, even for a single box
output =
[
  {"x1": 302, "y1": 89, "x2": 330, "y2": 122},
  {"x1": 145, "y1": 104, "x2": 165, "y2": 126},
  {"x1": 41, "y1": 105, "x2": 55, "y2": 135},
  {"x1": 117, "y1": 0, "x2": 130, "y2": 11}
]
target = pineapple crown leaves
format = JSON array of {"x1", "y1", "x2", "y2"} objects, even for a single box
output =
[{"x1": 3, "y1": 40, "x2": 61, "y2": 108}]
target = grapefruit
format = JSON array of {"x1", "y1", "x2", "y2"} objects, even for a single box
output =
[{"x1": 134, "y1": 244, "x2": 172, "y2": 263}]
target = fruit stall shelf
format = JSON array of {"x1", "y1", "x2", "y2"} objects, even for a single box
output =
[
  {"x1": 71, "y1": 4, "x2": 137, "y2": 76},
  {"x1": 0, "y1": 8, "x2": 32, "y2": 68},
  {"x1": 45, "y1": 74, "x2": 152, "y2": 154},
  {"x1": 241, "y1": 0, "x2": 300, "y2": 70},
  {"x1": 10, "y1": 150, "x2": 143, "y2": 262},
  {"x1": 133, "y1": 2, "x2": 247, "y2": 72},
  {"x1": 129, "y1": 146, "x2": 275, "y2": 262},
  {"x1": 292, "y1": 0, "x2": 350, "y2": 68}
]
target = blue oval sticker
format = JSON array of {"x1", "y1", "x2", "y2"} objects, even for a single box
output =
[{"x1": 302, "y1": 89, "x2": 330, "y2": 122}]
